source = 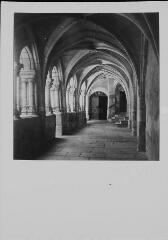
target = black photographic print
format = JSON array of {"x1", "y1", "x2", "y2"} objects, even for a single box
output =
[{"x1": 13, "y1": 11, "x2": 159, "y2": 160}]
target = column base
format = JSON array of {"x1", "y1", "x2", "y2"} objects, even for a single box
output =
[
  {"x1": 45, "y1": 112, "x2": 53, "y2": 116},
  {"x1": 20, "y1": 113, "x2": 38, "y2": 118},
  {"x1": 13, "y1": 115, "x2": 20, "y2": 120}
]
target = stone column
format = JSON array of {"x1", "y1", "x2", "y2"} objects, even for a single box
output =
[
  {"x1": 137, "y1": 36, "x2": 147, "y2": 151},
  {"x1": 107, "y1": 78, "x2": 116, "y2": 121},
  {"x1": 72, "y1": 87, "x2": 76, "y2": 112},
  {"x1": 45, "y1": 74, "x2": 52, "y2": 115},
  {"x1": 82, "y1": 92, "x2": 84, "y2": 111},
  {"x1": 55, "y1": 87, "x2": 60, "y2": 113},
  {"x1": 137, "y1": 79, "x2": 146, "y2": 151},
  {"x1": 69, "y1": 87, "x2": 74, "y2": 112},
  {"x1": 13, "y1": 62, "x2": 23, "y2": 119},
  {"x1": 76, "y1": 93, "x2": 80, "y2": 112},
  {"x1": 83, "y1": 90, "x2": 86, "y2": 111},
  {"x1": 50, "y1": 79, "x2": 60, "y2": 113},
  {"x1": 20, "y1": 78, "x2": 27, "y2": 117},
  {"x1": 107, "y1": 94, "x2": 115, "y2": 120},
  {"x1": 66, "y1": 87, "x2": 71, "y2": 112},
  {"x1": 132, "y1": 107, "x2": 137, "y2": 136},
  {"x1": 51, "y1": 79, "x2": 63, "y2": 137},
  {"x1": 20, "y1": 69, "x2": 37, "y2": 118},
  {"x1": 16, "y1": 75, "x2": 21, "y2": 113},
  {"x1": 137, "y1": 97, "x2": 146, "y2": 151},
  {"x1": 80, "y1": 90, "x2": 85, "y2": 111},
  {"x1": 73, "y1": 89, "x2": 77, "y2": 112},
  {"x1": 86, "y1": 94, "x2": 89, "y2": 120},
  {"x1": 27, "y1": 79, "x2": 36, "y2": 115}
]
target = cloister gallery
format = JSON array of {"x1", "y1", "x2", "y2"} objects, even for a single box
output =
[{"x1": 13, "y1": 13, "x2": 159, "y2": 160}]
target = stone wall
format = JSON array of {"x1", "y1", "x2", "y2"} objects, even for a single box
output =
[
  {"x1": 64, "y1": 111, "x2": 86, "y2": 134},
  {"x1": 45, "y1": 115, "x2": 56, "y2": 141},
  {"x1": 145, "y1": 44, "x2": 159, "y2": 160},
  {"x1": 14, "y1": 117, "x2": 44, "y2": 159},
  {"x1": 78, "y1": 111, "x2": 87, "y2": 128},
  {"x1": 14, "y1": 115, "x2": 57, "y2": 159}
]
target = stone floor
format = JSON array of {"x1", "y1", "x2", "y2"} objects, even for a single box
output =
[{"x1": 37, "y1": 120, "x2": 148, "y2": 160}]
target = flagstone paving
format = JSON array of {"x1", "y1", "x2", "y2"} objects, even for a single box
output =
[{"x1": 37, "y1": 120, "x2": 148, "y2": 160}]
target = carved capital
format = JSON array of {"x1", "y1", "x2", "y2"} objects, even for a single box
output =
[{"x1": 20, "y1": 69, "x2": 36, "y2": 80}]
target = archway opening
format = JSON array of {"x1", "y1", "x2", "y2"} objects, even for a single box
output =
[
  {"x1": 89, "y1": 91, "x2": 107, "y2": 120},
  {"x1": 119, "y1": 90, "x2": 127, "y2": 113}
]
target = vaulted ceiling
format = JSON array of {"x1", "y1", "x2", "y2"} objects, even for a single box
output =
[{"x1": 14, "y1": 13, "x2": 159, "y2": 94}]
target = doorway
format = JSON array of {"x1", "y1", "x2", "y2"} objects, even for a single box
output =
[
  {"x1": 99, "y1": 95, "x2": 107, "y2": 119},
  {"x1": 89, "y1": 91, "x2": 107, "y2": 120},
  {"x1": 119, "y1": 91, "x2": 127, "y2": 113}
]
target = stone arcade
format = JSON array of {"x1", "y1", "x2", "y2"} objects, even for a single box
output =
[{"x1": 13, "y1": 13, "x2": 159, "y2": 160}]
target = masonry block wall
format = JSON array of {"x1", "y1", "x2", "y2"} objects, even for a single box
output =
[
  {"x1": 14, "y1": 117, "x2": 44, "y2": 159},
  {"x1": 63, "y1": 111, "x2": 86, "y2": 134},
  {"x1": 145, "y1": 44, "x2": 159, "y2": 160},
  {"x1": 45, "y1": 115, "x2": 56, "y2": 141}
]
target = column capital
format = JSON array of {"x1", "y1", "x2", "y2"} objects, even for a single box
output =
[{"x1": 20, "y1": 69, "x2": 36, "y2": 80}]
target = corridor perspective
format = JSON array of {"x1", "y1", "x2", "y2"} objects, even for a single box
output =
[{"x1": 13, "y1": 13, "x2": 159, "y2": 160}]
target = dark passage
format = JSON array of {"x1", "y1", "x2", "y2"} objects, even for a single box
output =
[
  {"x1": 89, "y1": 92, "x2": 107, "y2": 120},
  {"x1": 120, "y1": 91, "x2": 127, "y2": 113},
  {"x1": 99, "y1": 96, "x2": 107, "y2": 120}
]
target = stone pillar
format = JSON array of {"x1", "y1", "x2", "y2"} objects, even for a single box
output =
[
  {"x1": 76, "y1": 93, "x2": 80, "y2": 112},
  {"x1": 128, "y1": 119, "x2": 132, "y2": 129},
  {"x1": 86, "y1": 94, "x2": 89, "y2": 120},
  {"x1": 16, "y1": 75, "x2": 21, "y2": 113},
  {"x1": 107, "y1": 78, "x2": 116, "y2": 121},
  {"x1": 79, "y1": 92, "x2": 82, "y2": 111},
  {"x1": 73, "y1": 88, "x2": 77, "y2": 112},
  {"x1": 20, "y1": 78, "x2": 27, "y2": 117},
  {"x1": 51, "y1": 79, "x2": 63, "y2": 137},
  {"x1": 107, "y1": 94, "x2": 115, "y2": 120},
  {"x1": 20, "y1": 69, "x2": 37, "y2": 118},
  {"x1": 137, "y1": 99, "x2": 146, "y2": 151},
  {"x1": 66, "y1": 88, "x2": 71, "y2": 112},
  {"x1": 83, "y1": 90, "x2": 86, "y2": 111},
  {"x1": 50, "y1": 79, "x2": 60, "y2": 113},
  {"x1": 137, "y1": 35, "x2": 147, "y2": 152},
  {"x1": 132, "y1": 108, "x2": 137, "y2": 136},
  {"x1": 80, "y1": 90, "x2": 85, "y2": 111},
  {"x1": 55, "y1": 87, "x2": 60, "y2": 112},
  {"x1": 27, "y1": 79, "x2": 36, "y2": 115},
  {"x1": 13, "y1": 62, "x2": 23, "y2": 119},
  {"x1": 69, "y1": 87, "x2": 75, "y2": 112},
  {"x1": 73, "y1": 89, "x2": 77, "y2": 112},
  {"x1": 55, "y1": 111, "x2": 63, "y2": 137},
  {"x1": 137, "y1": 84, "x2": 146, "y2": 151},
  {"x1": 82, "y1": 93, "x2": 84, "y2": 111},
  {"x1": 45, "y1": 74, "x2": 52, "y2": 115}
]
